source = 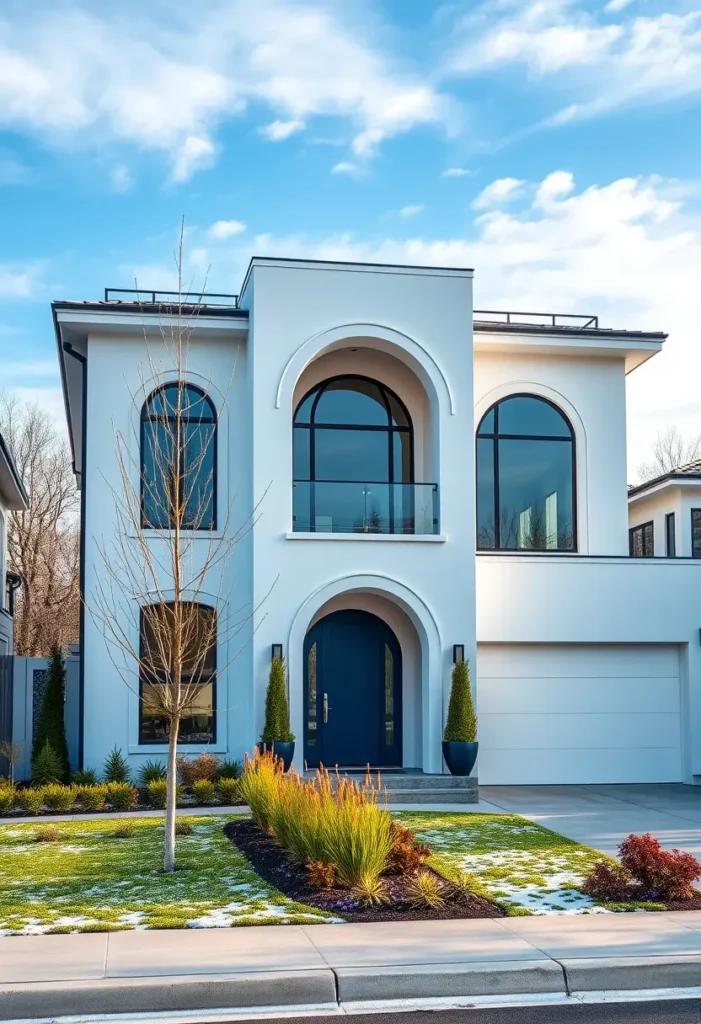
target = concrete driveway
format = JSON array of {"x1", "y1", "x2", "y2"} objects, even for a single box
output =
[{"x1": 480, "y1": 783, "x2": 701, "y2": 859}]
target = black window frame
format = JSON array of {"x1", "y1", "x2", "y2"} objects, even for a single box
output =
[
  {"x1": 629, "y1": 520, "x2": 654, "y2": 557},
  {"x1": 665, "y1": 512, "x2": 676, "y2": 557},
  {"x1": 140, "y1": 382, "x2": 217, "y2": 531},
  {"x1": 138, "y1": 601, "x2": 217, "y2": 745},
  {"x1": 691, "y1": 509, "x2": 701, "y2": 558},
  {"x1": 476, "y1": 393, "x2": 577, "y2": 552}
]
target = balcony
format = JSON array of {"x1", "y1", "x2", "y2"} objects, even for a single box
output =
[{"x1": 293, "y1": 481, "x2": 439, "y2": 536}]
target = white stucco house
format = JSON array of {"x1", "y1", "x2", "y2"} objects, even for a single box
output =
[{"x1": 52, "y1": 257, "x2": 701, "y2": 788}]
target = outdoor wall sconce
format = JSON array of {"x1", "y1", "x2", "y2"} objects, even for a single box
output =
[
  {"x1": 271, "y1": 643, "x2": 283, "y2": 661},
  {"x1": 453, "y1": 644, "x2": 465, "y2": 664}
]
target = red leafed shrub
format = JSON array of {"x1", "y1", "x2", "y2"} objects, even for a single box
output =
[
  {"x1": 619, "y1": 833, "x2": 701, "y2": 902},
  {"x1": 386, "y1": 822, "x2": 431, "y2": 877},
  {"x1": 306, "y1": 860, "x2": 337, "y2": 889},
  {"x1": 581, "y1": 860, "x2": 635, "y2": 901}
]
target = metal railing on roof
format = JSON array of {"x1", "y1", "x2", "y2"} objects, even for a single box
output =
[
  {"x1": 474, "y1": 310, "x2": 599, "y2": 329},
  {"x1": 103, "y1": 288, "x2": 239, "y2": 308}
]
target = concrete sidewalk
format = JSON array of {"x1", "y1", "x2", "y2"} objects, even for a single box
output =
[{"x1": 2, "y1": 913, "x2": 701, "y2": 1020}]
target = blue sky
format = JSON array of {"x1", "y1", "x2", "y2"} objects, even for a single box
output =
[{"x1": 1, "y1": 0, "x2": 701, "y2": 475}]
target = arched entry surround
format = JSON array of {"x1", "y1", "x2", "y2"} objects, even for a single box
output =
[{"x1": 287, "y1": 574, "x2": 443, "y2": 773}]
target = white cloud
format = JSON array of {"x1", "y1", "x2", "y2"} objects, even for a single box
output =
[
  {"x1": 208, "y1": 219, "x2": 246, "y2": 240},
  {"x1": 472, "y1": 176, "x2": 525, "y2": 209},
  {"x1": 3, "y1": 360, "x2": 58, "y2": 378},
  {"x1": 259, "y1": 119, "x2": 305, "y2": 141},
  {"x1": 109, "y1": 164, "x2": 132, "y2": 192},
  {"x1": 331, "y1": 161, "x2": 360, "y2": 176},
  {"x1": 0, "y1": 261, "x2": 45, "y2": 298},
  {"x1": 399, "y1": 204, "x2": 424, "y2": 218},
  {"x1": 605, "y1": 0, "x2": 635, "y2": 11},
  {"x1": 0, "y1": 1, "x2": 450, "y2": 180},
  {"x1": 441, "y1": 167, "x2": 469, "y2": 178}
]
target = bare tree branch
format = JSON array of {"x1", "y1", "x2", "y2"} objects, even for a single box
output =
[{"x1": 638, "y1": 426, "x2": 701, "y2": 482}]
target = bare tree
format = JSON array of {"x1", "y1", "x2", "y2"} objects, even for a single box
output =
[
  {"x1": 638, "y1": 426, "x2": 701, "y2": 482},
  {"x1": 90, "y1": 230, "x2": 262, "y2": 872},
  {"x1": 0, "y1": 394, "x2": 79, "y2": 655}
]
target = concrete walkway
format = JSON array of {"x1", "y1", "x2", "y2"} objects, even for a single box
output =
[
  {"x1": 2, "y1": 914, "x2": 701, "y2": 1019},
  {"x1": 482, "y1": 784, "x2": 701, "y2": 859}
]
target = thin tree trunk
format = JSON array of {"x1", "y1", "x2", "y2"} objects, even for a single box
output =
[{"x1": 164, "y1": 718, "x2": 180, "y2": 872}]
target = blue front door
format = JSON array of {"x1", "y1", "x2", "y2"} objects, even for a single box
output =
[{"x1": 304, "y1": 609, "x2": 402, "y2": 768}]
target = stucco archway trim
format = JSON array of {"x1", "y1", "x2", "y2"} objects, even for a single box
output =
[
  {"x1": 287, "y1": 573, "x2": 445, "y2": 773},
  {"x1": 276, "y1": 323, "x2": 456, "y2": 416}
]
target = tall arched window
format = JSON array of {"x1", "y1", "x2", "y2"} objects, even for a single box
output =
[
  {"x1": 141, "y1": 383, "x2": 217, "y2": 530},
  {"x1": 139, "y1": 602, "x2": 216, "y2": 744},
  {"x1": 293, "y1": 375, "x2": 415, "y2": 533},
  {"x1": 477, "y1": 394, "x2": 576, "y2": 551}
]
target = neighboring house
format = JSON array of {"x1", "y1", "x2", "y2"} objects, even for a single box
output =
[
  {"x1": 52, "y1": 258, "x2": 701, "y2": 788},
  {"x1": 628, "y1": 461, "x2": 701, "y2": 559},
  {"x1": 0, "y1": 433, "x2": 28, "y2": 655}
]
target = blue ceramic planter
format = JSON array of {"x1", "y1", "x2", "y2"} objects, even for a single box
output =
[
  {"x1": 442, "y1": 740, "x2": 478, "y2": 777},
  {"x1": 258, "y1": 740, "x2": 295, "y2": 773}
]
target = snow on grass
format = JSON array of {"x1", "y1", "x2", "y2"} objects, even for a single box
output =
[{"x1": 0, "y1": 816, "x2": 333, "y2": 935}]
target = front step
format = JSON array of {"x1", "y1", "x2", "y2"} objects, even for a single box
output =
[
  {"x1": 304, "y1": 770, "x2": 479, "y2": 804},
  {"x1": 384, "y1": 786, "x2": 478, "y2": 805}
]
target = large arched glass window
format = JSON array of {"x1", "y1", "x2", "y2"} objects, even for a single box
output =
[
  {"x1": 141, "y1": 383, "x2": 216, "y2": 530},
  {"x1": 293, "y1": 375, "x2": 414, "y2": 533},
  {"x1": 477, "y1": 394, "x2": 576, "y2": 551},
  {"x1": 139, "y1": 602, "x2": 216, "y2": 744}
]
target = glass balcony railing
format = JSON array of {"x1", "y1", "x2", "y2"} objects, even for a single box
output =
[{"x1": 293, "y1": 481, "x2": 439, "y2": 535}]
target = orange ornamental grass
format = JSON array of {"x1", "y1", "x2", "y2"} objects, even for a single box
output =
[{"x1": 240, "y1": 751, "x2": 394, "y2": 888}]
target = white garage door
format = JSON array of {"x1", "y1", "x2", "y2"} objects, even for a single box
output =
[{"x1": 477, "y1": 644, "x2": 682, "y2": 785}]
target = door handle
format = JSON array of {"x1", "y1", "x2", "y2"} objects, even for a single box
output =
[{"x1": 323, "y1": 692, "x2": 329, "y2": 724}]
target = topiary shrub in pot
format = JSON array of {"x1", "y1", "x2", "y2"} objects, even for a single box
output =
[
  {"x1": 442, "y1": 658, "x2": 478, "y2": 776},
  {"x1": 259, "y1": 655, "x2": 295, "y2": 771}
]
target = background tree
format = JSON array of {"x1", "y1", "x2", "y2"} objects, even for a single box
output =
[
  {"x1": 31, "y1": 642, "x2": 70, "y2": 781},
  {"x1": 638, "y1": 426, "x2": 701, "y2": 482},
  {"x1": 90, "y1": 229, "x2": 266, "y2": 873},
  {"x1": 0, "y1": 393, "x2": 79, "y2": 655}
]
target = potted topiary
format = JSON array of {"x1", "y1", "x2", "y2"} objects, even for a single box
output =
[
  {"x1": 259, "y1": 655, "x2": 295, "y2": 771},
  {"x1": 442, "y1": 658, "x2": 478, "y2": 776}
]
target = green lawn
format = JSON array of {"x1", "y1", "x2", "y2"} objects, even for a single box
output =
[
  {"x1": 0, "y1": 817, "x2": 334, "y2": 935},
  {"x1": 399, "y1": 812, "x2": 665, "y2": 915}
]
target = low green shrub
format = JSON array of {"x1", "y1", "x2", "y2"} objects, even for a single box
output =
[
  {"x1": 218, "y1": 758, "x2": 242, "y2": 780},
  {"x1": 114, "y1": 823, "x2": 135, "y2": 839},
  {"x1": 16, "y1": 788, "x2": 43, "y2": 814},
  {"x1": 31, "y1": 740, "x2": 63, "y2": 786},
  {"x1": 40, "y1": 784, "x2": 76, "y2": 813},
  {"x1": 106, "y1": 782, "x2": 137, "y2": 811},
  {"x1": 71, "y1": 768, "x2": 99, "y2": 786},
  {"x1": 191, "y1": 779, "x2": 215, "y2": 805},
  {"x1": 177, "y1": 751, "x2": 220, "y2": 786},
  {"x1": 216, "y1": 777, "x2": 240, "y2": 805},
  {"x1": 175, "y1": 819, "x2": 194, "y2": 835},
  {"x1": 75, "y1": 784, "x2": 108, "y2": 812},
  {"x1": 146, "y1": 779, "x2": 167, "y2": 808},
  {"x1": 35, "y1": 823, "x2": 60, "y2": 842},
  {"x1": 138, "y1": 759, "x2": 167, "y2": 785},
  {"x1": 0, "y1": 785, "x2": 16, "y2": 814},
  {"x1": 103, "y1": 747, "x2": 131, "y2": 784}
]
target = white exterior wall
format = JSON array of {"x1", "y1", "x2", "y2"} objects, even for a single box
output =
[
  {"x1": 628, "y1": 483, "x2": 701, "y2": 558},
  {"x1": 475, "y1": 351, "x2": 629, "y2": 555}
]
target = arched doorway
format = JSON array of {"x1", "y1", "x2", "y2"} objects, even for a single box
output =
[{"x1": 303, "y1": 609, "x2": 402, "y2": 768}]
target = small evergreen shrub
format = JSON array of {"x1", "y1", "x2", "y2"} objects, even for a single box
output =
[
  {"x1": 0, "y1": 785, "x2": 16, "y2": 814},
  {"x1": 106, "y1": 782, "x2": 137, "y2": 810},
  {"x1": 17, "y1": 787, "x2": 43, "y2": 814},
  {"x1": 175, "y1": 819, "x2": 194, "y2": 835},
  {"x1": 71, "y1": 769, "x2": 99, "y2": 786},
  {"x1": 261, "y1": 656, "x2": 294, "y2": 744},
  {"x1": 191, "y1": 779, "x2": 215, "y2": 805},
  {"x1": 40, "y1": 784, "x2": 76, "y2": 813},
  {"x1": 114, "y1": 823, "x2": 135, "y2": 839},
  {"x1": 218, "y1": 758, "x2": 242, "y2": 780},
  {"x1": 146, "y1": 779, "x2": 168, "y2": 808},
  {"x1": 32, "y1": 643, "x2": 70, "y2": 782},
  {"x1": 76, "y1": 784, "x2": 108, "y2": 812},
  {"x1": 443, "y1": 659, "x2": 477, "y2": 743},
  {"x1": 177, "y1": 751, "x2": 220, "y2": 787},
  {"x1": 103, "y1": 747, "x2": 131, "y2": 784},
  {"x1": 216, "y1": 777, "x2": 240, "y2": 805},
  {"x1": 31, "y1": 741, "x2": 64, "y2": 786},
  {"x1": 35, "y1": 824, "x2": 60, "y2": 842},
  {"x1": 138, "y1": 759, "x2": 167, "y2": 785}
]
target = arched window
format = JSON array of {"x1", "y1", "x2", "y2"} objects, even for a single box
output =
[
  {"x1": 476, "y1": 394, "x2": 576, "y2": 551},
  {"x1": 141, "y1": 383, "x2": 216, "y2": 530},
  {"x1": 139, "y1": 602, "x2": 216, "y2": 744},
  {"x1": 293, "y1": 375, "x2": 414, "y2": 533}
]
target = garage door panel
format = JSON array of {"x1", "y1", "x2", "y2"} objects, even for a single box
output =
[
  {"x1": 479, "y1": 644, "x2": 680, "y2": 680},
  {"x1": 478, "y1": 677, "x2": 680, "y2": 715},
  {"x1": 479, "y1": 747, "x2": 683, "y2": 787},
  {"x1": 480, "y1": 712, "x2": 680, "y2": 751}
]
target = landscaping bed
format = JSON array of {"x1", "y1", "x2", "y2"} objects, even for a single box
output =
[{"x1": 225, "y1": 817, "x2": 504, "y2": 922}]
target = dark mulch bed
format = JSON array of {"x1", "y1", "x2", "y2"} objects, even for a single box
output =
[
  {"x1": 224, "y1": 818, "x2": 505, "y2": 922},
  {"x1": 663, "y1": 893, "x2": 701, "y2": 911}
]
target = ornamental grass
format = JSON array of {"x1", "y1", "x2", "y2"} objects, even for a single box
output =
[{"x1": 240, "y1": 750, "x2": 394, "y2": 888}]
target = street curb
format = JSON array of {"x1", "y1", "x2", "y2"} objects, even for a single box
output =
[
  {"x1": 561, "y1": 955, "x2": 701, "y2": 993},
  {"x1": 0, "y1": 970, "x2": 337, "y2": 1021}
]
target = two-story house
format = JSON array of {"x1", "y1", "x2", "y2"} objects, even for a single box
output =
[
  {"x1": 0, "y1": 433, "x2": 28, "y2": 655},
  {"x1": 53, "y1": 257, "x2": 701, "y2": 788}
]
